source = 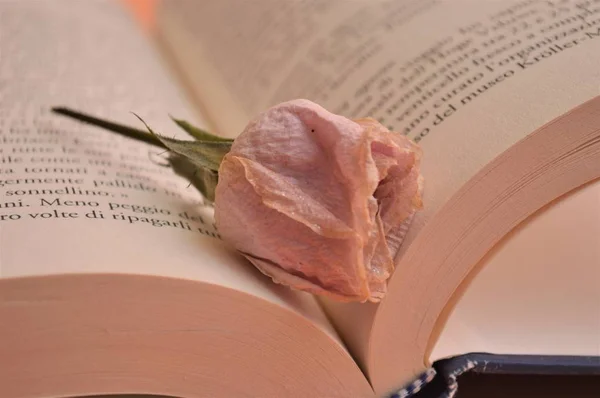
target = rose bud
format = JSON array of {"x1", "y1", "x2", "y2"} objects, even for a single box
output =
[{"x1": 215, "y1": 99, "x2": 423, "y2": 303}]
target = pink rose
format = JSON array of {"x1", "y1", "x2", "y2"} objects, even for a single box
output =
[{"x1": 215, "y1": 99, "x2": 423, "y2": 302}]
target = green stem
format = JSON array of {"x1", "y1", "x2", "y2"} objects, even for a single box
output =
[{"x1": 51, "y1": 106, "x2": 167, "y2": 150}]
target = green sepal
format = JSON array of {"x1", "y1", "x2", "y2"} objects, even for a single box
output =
[
  {"x1": 169, "y1": 154, "x2": 218, "y2": 203},
  {"x1": 170, "y1": 116, "x2": 234, "y2": 143},
  {"x1": 158, "y1": 135, "x2": 231, "y2": 172},
  {"x1": 134, "y1": 114, "x2": 231, "y2": 172}
]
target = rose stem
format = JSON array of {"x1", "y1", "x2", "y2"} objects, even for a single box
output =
[{"x1": 51, "y1": 106, "x2": 166, "y2": 149}]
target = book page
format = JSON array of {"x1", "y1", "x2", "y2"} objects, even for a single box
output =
[
  {"x1": 0, "y1": 0, "x2": 340, "y2": 341},
  {"x1": 431, "y1": 177, "x2": 600, "y2": 360},
  {"x1": 158, "y1": 0, "x2": 600, "y2": 386}
]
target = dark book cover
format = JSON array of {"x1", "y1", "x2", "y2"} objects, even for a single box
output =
[{"x1": 390, "y1": 354, "x2": 600, "y2": 398}]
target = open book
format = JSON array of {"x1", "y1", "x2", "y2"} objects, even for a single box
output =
[{"x1": 2, "y1": 1, "x2": 600, "y2": 397}]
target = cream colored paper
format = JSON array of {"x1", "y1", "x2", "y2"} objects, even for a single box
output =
[{"x1": 431, "y1": 178, "x2": 600, "y2": 360}]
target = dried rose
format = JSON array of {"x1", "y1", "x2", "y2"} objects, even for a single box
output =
[
  {"x1": 52, "y1": 99, "x2": 423, "y2": 303},
  {"x1": 214, "y1": 99, "x2": 423, "y2": 302}
]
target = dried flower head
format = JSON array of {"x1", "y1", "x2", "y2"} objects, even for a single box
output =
[{"x1": 214, "y1": 99, "x2": 423, "y2": 302}]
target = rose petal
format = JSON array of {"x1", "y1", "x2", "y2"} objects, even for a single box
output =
[{"x1": 216, "y1": 154, "x2": 371, "y2": 301}]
